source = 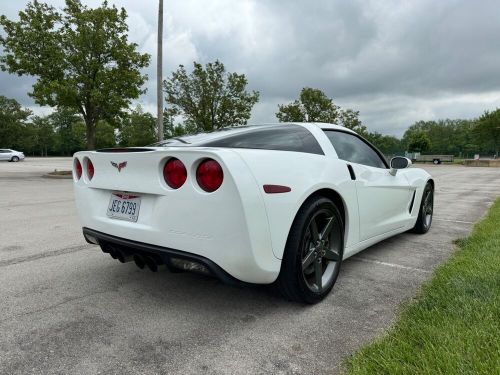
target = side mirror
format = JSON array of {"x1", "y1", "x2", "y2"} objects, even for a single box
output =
[{"x1": 389, "y1": 157, "x2": 412, "y2": 176}]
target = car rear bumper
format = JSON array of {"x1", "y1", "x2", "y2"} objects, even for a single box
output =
[{"x1": 83, "y1": 227, "x2": 243, "y2": 285}]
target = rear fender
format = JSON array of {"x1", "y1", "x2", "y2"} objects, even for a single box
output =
[{"x1": 232, "y1": 150, "x2": 358, "y2": 259}]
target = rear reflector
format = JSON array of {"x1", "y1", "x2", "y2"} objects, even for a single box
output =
[
  {"x1": 196, "y1": 159, "x2": 224, "y2": 192},
  {"x1": 263, "y1": 185, "x2": 291, "y2": 194},
  {"x1": 74, "y1": 159, "x2": 82, "y2": 180},
  {"x1": 163, "y1": 158, "x2": 187, "y2": 189},
  {"x1": 87, "y1": 159, "x2": 94, "y2": 180}
]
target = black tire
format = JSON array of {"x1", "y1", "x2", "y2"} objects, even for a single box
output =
[
  {"x1": 277, "y1": 196, "x2": 344, "y2": 304},
  {"x1": 412, "y1": 182, "x2": 434, "y2": 234},
  {"x1": 432, "y1": 159, "x2": 440, "y2": 165},
  {"x1": 11, "y1": 156, "x2": 19, "y2": 162}
]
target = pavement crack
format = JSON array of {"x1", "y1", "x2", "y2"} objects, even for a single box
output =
[
  {"x1": 0, "y1": 244, "x2": 94, "y2": 268},
  {"x1": 0, "y1": 289, "x2": 112, "y2": 325}
]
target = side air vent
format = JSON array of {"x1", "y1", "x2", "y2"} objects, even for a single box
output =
[
  {"x1": 409, "y1": 190, "x2": 416, "y2": 213},
  {"x1": 347, "y1": 164, "x2": 356, "y2": 180},
  {"x1": 96, "y1": 148, "x2": 154, "y2": 153}
]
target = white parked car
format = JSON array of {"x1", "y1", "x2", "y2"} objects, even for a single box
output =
[
  {"x1": 73, "y1": 123, "x2": 434, "y2": 303},
  {"x1": 0, "y1": 149, "x2": 25, "y2": 162}
]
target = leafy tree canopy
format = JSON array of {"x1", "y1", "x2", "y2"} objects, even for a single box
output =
[
  {"x1": 365, "y1": 132, "x2": 403, "y2": 155},
  {"x1": 276, "y1": 87, "x2": 367, "y2": 134},
  {"x1": 407, "y1": 131, "x2": 431, "y2": 153},
  {"x1": 402, "y1": 119, "x2": 480, "y2": 156},
  {"x1": 475, "y1": 109, "x2": 500, "y2": 156},
  {"x1": 0, "y1": 0, "x2": 150, "y2": 150},
  {"x1": 164, "y1": 60, "x2": 259, "y2": 132},
  {"x1": 0, "y1": 95, "x2": 32, "y2": 149},
  {"x1": 119, "y1": 105, "x2": 156, "y2": 147}
]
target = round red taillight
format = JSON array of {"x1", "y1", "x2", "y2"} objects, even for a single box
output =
[
  {"x1": 87, "y1": 159, "x2": 94, "y2": 180},
  {"x1": 196, "y1": 159, "x2": 223, "y2": 192},
  {"x1": 163, "y1": 158, "x2": 187, "y2": 189},
  {"x1": 74, "y1": 159, "x2": 82, "y2": 180}
]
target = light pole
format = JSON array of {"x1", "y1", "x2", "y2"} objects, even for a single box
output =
[{"x1": 157, "y1": 0, "x2": 164, "y2": 142}]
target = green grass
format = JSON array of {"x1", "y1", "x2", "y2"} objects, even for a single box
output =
[{"x1": 346, "y1": 199, "x2": 500, "y2": 375}]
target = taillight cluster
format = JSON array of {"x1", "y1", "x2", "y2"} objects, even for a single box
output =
[
  {"x1": 163, "y1": 158, "x2": 187, "y2": 189},
  {"x1": 74, "y1": 158, "x2": 94, "y2": 181},
  {"x1": 196, "y1": 159, "x2": 224, "y2": 192},
  {"x1": 74, "y1": 156, "x2": 224, "y2": 192},
  {"x1": 74, "y1": 158, "x2": 82, "y2": 180},
  {"x1": 163, "y1": 158, "x2": 224, "y2": 192}
]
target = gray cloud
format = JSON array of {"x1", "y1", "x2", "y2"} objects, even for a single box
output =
[{"x1": 1, "y1": 0, "x2": 500, "y2": 137}]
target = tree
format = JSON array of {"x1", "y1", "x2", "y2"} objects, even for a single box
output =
[
  {"x1": 337, "y1": 108, "x2": 367, "y2": 135},
  {"x1": 163, "y1": 107, "x2": 192, "y2": 139},
  {"x1": 0, "y1": 96, "x2": 31, "y2": 149},
  {"x1": 0, "y1": 0, "x2": 150, "y2": 150},
  {"x1": 30, "y1": 116, "x2": 56, "y2": 156},
  {"x1": 276, "y1": 88, "x2": 339, "y2": 123},
  {"x1": 475, "y1": 109, "x2": 500, "y2": 156},
  {"x1": 407, "y1": 131, "x2": 431, "y2": 153},
  {"x1": 49, "y1": 108, "x2": 85, "y2": 155},
  {"x1": 95, "y1": 120, "x2": 116, "y2": 149},
  {"x1": 402, "y1": 119, "x2": 478, "y2": 157},
  {"x1": 164, "y1": 60, "x2": 259, "y2": 132},
  {"x1": 366, "y1": 132, "x2": 403, "y2": 155},
  {"x1": 276, "y1": 87, "x2": 366, "y2": 134},
  {"x1": 120, "y1": 106, "x2": 157, "y2": 147}
]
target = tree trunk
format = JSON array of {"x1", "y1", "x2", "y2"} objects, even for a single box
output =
[
  {"x1": 85, "y1": 119, "x2": 97, "y2": 150},
  {"x1": 157, "y1": 0, "x2": 164, "y2": 142}
]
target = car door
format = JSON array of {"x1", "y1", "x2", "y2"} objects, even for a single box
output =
[
  {"x1": 324, "y1": 130, "x2": 412, "y2": 241},
  {"x1": 0, "y1": 150, "x2": 9, "y2": 161}
]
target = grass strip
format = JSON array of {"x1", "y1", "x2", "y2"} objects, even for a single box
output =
[{"x1": 346, "y1": 199, "x2": 500, "y2": 375}]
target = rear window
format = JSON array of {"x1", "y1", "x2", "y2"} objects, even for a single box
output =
[{"x1": 198, "y1": 125, "x2": 324, "y2": 155}]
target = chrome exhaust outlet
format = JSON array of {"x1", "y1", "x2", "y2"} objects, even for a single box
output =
[
  {"x1": 133, "y1": 254, "x2": 146, "y2": 270},
  {"x1": 116, "y1": 249, "x2": 133, "y2": 263},
  {"x1": 169, "y1": 257, "x2": 211, "y2": 275}
]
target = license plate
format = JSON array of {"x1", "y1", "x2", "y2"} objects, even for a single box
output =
[{"x1": 107, "y1": 193, "x2": 141, "y2": 222}]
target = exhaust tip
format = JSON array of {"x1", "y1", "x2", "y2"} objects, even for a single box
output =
[
  {"x1": 84, "y1": 233, "x2": 99, "y2": 245},
  {"x1": 133, "y1": 254, "x2": 146, "y2": 269},
  {"x1": 144, "y1": 255, "x2": 159, "y2": 272},
  {"x1": 116, "y1": 249, "x2": 133, "y2": 263}
]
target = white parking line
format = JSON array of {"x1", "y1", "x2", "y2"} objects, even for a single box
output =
[
  {"x1": 433, "y1": 218, "x2": 474, "y2": 224},
  {"x1": 351, "y1": 256, "x2": 432, "y2": 274}
]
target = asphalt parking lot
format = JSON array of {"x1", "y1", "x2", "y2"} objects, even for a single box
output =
[{"x1": 1, "y1": 158, "x2": 499, "y2": 374}]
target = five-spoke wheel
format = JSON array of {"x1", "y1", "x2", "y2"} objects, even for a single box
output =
[
  {"x1": 412, "y1": 181, "x2": 434, "y2": 234},
  {"x1": 277, "y1": 196, "x2": 344, "y2": 304}
]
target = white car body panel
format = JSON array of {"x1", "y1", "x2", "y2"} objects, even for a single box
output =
[
  {"x1": 0, "y1": 149, "x2": 25, "y2": 161},
  {"x1": 73, "y1": 123, "x2": 432, "y2": 284}
]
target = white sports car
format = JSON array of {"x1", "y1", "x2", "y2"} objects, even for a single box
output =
[{"x1": 73, "y1": 123, "x2": 434, "y2": 303}]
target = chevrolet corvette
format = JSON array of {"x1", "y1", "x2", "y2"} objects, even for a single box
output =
[{"x1": 73, "y1": 123, "x2": 434, "y2": 303}]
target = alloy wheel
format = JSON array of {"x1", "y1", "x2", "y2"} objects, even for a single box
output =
[
  {"x1": 301, "y1": 208, "x2": 342, "y2": 293},
  {"x1": 423, "y1": 187, "x2": 434, "y2": 228}
]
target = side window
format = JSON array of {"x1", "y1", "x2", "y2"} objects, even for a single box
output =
[
  {"x1": 324, "y1": 131, "x2": 387, "y2": 168},
  {"x1": 199, "y1": 125, "x2": 324, "y2": 155}
]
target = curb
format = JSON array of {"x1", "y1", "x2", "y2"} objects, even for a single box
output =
[{"x1": 43, "y1": 172, "x2": 73, "y2": 179}]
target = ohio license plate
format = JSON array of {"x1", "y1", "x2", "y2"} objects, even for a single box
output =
[{"x1": 107, "y1": 193, "x2": 141, "y2": 222}]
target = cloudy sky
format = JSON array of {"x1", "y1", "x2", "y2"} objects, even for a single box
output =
[{"x1": 1, "y1": 0, "x2": 500, "y2": 136}]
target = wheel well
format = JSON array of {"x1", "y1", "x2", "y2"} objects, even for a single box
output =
[
  {"x1": 427, "y1": 178, "x2": 435, "y2": 189},
  {"x1": 306, "y1": 188, "x2": 346, "y2": 231}
]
